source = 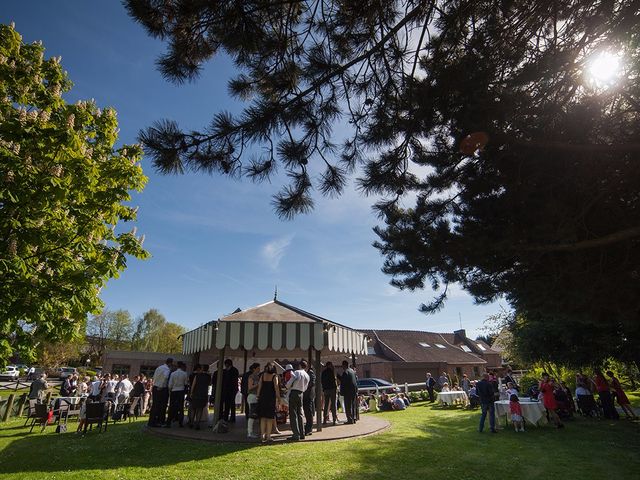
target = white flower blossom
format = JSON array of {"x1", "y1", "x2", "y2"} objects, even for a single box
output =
[
  {"x1": 49, "y1": 164, "x2": 63, "y2": 177},
  {"x1": 39, "y1": 110, "x2": 50, "y2": 123},
  {"x1": 8, "y1": 238, "x2": 17, "y2": 255},
  {"x1": 5, "y1": 170, "x2": 14, "y2": 183},
  {"x1": 18, "y1": 108, "x2": 27, "y2": 125},
  {"x1": 66, "y1": 113, "x2": 75, "y2": 129}
]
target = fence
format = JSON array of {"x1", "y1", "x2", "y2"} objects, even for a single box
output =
[
  {"x1": 357, "y1": 382, "x2": 426, "y2": 395},
  {"x1": 0, "y1": 379, "x2": 32, "y2": 392}
]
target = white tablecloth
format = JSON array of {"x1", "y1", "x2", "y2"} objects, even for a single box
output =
[
  {"x1": 494, "y1": 400, "x2": 546, "y2": 425},
  {"x1": 437, "y1": 391, "x2": 469, "y2": 406}
]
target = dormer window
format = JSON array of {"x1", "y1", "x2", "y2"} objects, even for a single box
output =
[
  {"x1": 419, "y1": 342, "x2": 431, "y2": 347},
  {"x1": 435, "y1": 343, "x2": 446, "y2": 349},
  {"x1": 476, "y1": 343, "x2": 486, "y2": 351},
  {"x1": 461, "y1": 345, "x2": 472, "y2": 352}
]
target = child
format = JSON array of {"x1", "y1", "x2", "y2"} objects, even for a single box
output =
[{"x1": 509, "y1": 394, "x2": 525, "y2": 432}]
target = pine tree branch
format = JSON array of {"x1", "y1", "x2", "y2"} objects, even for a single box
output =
[{"x1": 523, "y1": 226, "x2": 640, "y2": 253}]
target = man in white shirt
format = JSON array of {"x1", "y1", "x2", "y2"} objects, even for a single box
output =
[
  {"x1": 103, "y1": 374, "x2": 117, "y2": 401},
  {"x1": 166, "y1": 361, "x2": 188, "y2": 427},
  {"x1": 89, "y1": 376, "x2": 102, "y2": 400},
  {"x1": 148, "y1": 358, "x2": 173, "y2": 427},
  {"x1": 116, "y1": 374, "x2": 134, "y2": 403},
  {"x1": 286, "y1": 360, "x2": 310, "y2": 441}
]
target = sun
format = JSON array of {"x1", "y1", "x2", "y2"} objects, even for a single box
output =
[{"x1": 586, "y1": 51, "x2": 622, "y2": 88}]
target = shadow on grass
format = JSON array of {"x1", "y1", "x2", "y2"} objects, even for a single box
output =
[
  {"x1": 342, "y1": 403, "x2": 640, "y2": 480},
  {"x1": 0, "y1": 419, "x2": 254, "y2": 474},
  {"x1": 1, "y1": 404, "x2": 638, "y2": 479}
]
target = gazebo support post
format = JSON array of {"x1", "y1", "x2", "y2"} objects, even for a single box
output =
[
  {"x1": 213, "y1": 347, "x2": 225, "y2": 424},
  {"x1": 243, "y1": 348, "x2": 248, "y2": 373},
  {"x1": 315, "y1": 348, "x2": 322, "y2": 432},
  {"x1": 351, "y1": 352, "x2": 359, "y2": 421},
  {"x1": 241, "y1": 348, "x2": 248, "y2": 413}
]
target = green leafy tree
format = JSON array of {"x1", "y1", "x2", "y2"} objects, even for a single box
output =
[
  {"x1": 0, "y1": 24, "x2": 148, "y2": 366},
  {"x1": 125, "y1": 2, "x2": 640, "y2": 367},
  {"x1": 86, "y1": 309, "x2": 134, "y2": 362},
  {"x1": 131, "y1": 309, "x2": 185, "y2": 354}
]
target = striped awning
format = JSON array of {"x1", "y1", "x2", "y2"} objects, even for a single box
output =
[{"x1": 181, "y1": 300, "x2": 367, "y2": 356}]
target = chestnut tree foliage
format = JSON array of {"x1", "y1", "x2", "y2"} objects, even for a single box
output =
[
  {"x1": 0, "y1": 24, "x2": 148, "y2": 365},
  {"x1": 125, "y1": 1, "x2": 640, "y2": 366}
]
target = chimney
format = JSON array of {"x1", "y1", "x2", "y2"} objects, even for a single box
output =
[{"x1": 454, "y1": 329, "x2": 466, "y2": 343}]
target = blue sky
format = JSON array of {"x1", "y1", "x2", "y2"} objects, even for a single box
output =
[{"x1": 4, "y1": 1, "x2": 502, "y2": 338}]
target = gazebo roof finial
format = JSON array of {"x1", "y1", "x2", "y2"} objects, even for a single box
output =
[{"x1": 274, "y1": 285, "x2": 278, "y2": 301}]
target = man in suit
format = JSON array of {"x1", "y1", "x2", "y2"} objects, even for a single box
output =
[
  {"x1": 425, "y1": 372, "x2": 437, "y2": 402},
  {"x1": 477, "y1": 373, "x2": 497, "y2": 433},
  {"x1": 340, "y1": 361, "x2": 358, "y2": 424},
  {"x1": 303, "y1": 363, "x2": 316, "y2": 435},
  {"x1": 220, "y1": 359, "x2": 239, "y2": 422}
]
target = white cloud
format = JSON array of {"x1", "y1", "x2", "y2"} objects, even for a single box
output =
[{"x1": 261, "y1": 234, "x2": 294, "y2": 270}]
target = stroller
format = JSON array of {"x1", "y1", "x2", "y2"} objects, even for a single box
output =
[
  {"x1": 576, "y1": 394, "x2": 601, "y2": 418},
  {"x1": 553, "y1": 388, "x2": 573, "y2": 419}
]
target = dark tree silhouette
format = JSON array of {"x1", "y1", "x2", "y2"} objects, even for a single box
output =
[{"x1": 126, "y1": 1, "x2": 640, "y2": 366}]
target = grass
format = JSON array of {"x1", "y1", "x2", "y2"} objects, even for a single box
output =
[{"x1": 0, "y1": 402, "x2": 638, "y2": 480}]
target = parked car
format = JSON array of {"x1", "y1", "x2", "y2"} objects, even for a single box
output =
[
  {"x1": 356, "y1": 378, "x2": 400, "y2": 393},
  {"x1": 0, "y1": 365, "x2": 19, "y2": 380},
  {"x1": 58, "y1": 367, "x2": 78, "y2": 379},
  {"x1": 27, "y1": 367, "x2": 46, "y2": 380}
]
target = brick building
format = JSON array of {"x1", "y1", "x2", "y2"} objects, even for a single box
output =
[
  {"x1": 355, "y1": 329, "x2": 502, "y2": 384},
  {"x1": 102, "y1": 350, "x2": 193, "y2": 378}
]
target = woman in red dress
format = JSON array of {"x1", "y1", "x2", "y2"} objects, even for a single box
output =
[
  {"x1": 594, "y1": 370, "x2": 619, "y2": 419},
  {"x1": 539, "y1": 373, "x2": 564, "y2": 428},
  {"x1": 606, "y1": 371, "x2": 637, "y2": 419}
]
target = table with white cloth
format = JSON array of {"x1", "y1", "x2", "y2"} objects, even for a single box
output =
[
  {"x1": 436, "y1": 391, "x2": 469, "y2": 406},
  {"x1": 494, "y1": 399, "x2": 547, "y2": 426}
]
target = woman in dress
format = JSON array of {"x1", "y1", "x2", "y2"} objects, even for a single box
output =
[
  {"x1": 606, "y1": 371, "x2": 637, "y2": 419},
  {"x1": 257, "y1": 361, "x2": 281, "y2": 442},
  {"x1": 594, "y1": 370, "x2": 619, "y2": 419},
  {"x1": 189, "y1": 364, "x2": 212, "y2": 430},
  {"x1": 141, "y1": 376, "x2": 152, "y2": 414},
  {"x1": 539, "y1": 373, "x2": 564, "y2": 428}
]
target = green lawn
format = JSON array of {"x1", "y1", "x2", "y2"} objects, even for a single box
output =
[{"x1": 0, "y1": 402, "x2": 638, "y2": 480}]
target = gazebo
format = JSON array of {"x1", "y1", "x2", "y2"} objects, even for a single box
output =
[{"x1": 181, "y1": 298, "x2": 368, "y2": 431}]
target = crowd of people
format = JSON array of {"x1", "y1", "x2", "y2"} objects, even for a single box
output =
[
  {"x1": 27, "y1": 360, "x2": 635, "y2": 439},
  {"x1": 142, "y1": 357, "x2": 362, "y2": 442},
  {"x1": 437, "y1": 368, "x2": 638, "y2": 434}
]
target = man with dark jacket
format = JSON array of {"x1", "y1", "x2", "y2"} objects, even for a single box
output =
[
  {"x1": 340, "y1": 361, "x2": 358, "y2": 424},
  {"x1": 219, "y1": 359, "x2": 239, "y2": 422},
  {"x1": 321, "y1": 362, "x2": 338, "y2": 424},
  {"x1": 425, "y1": 372, "x2": 437, "y2": 402},
  {"x1": 303, "y1": 364, "x2": 316, "y2": 435},
  {"x1": 476, "y1": 373, "x2": 497, "y2": 433}
]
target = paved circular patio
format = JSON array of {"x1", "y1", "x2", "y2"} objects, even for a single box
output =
[{"x1": 146, "y1": 411, "x2": 390, "y2": 444}]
